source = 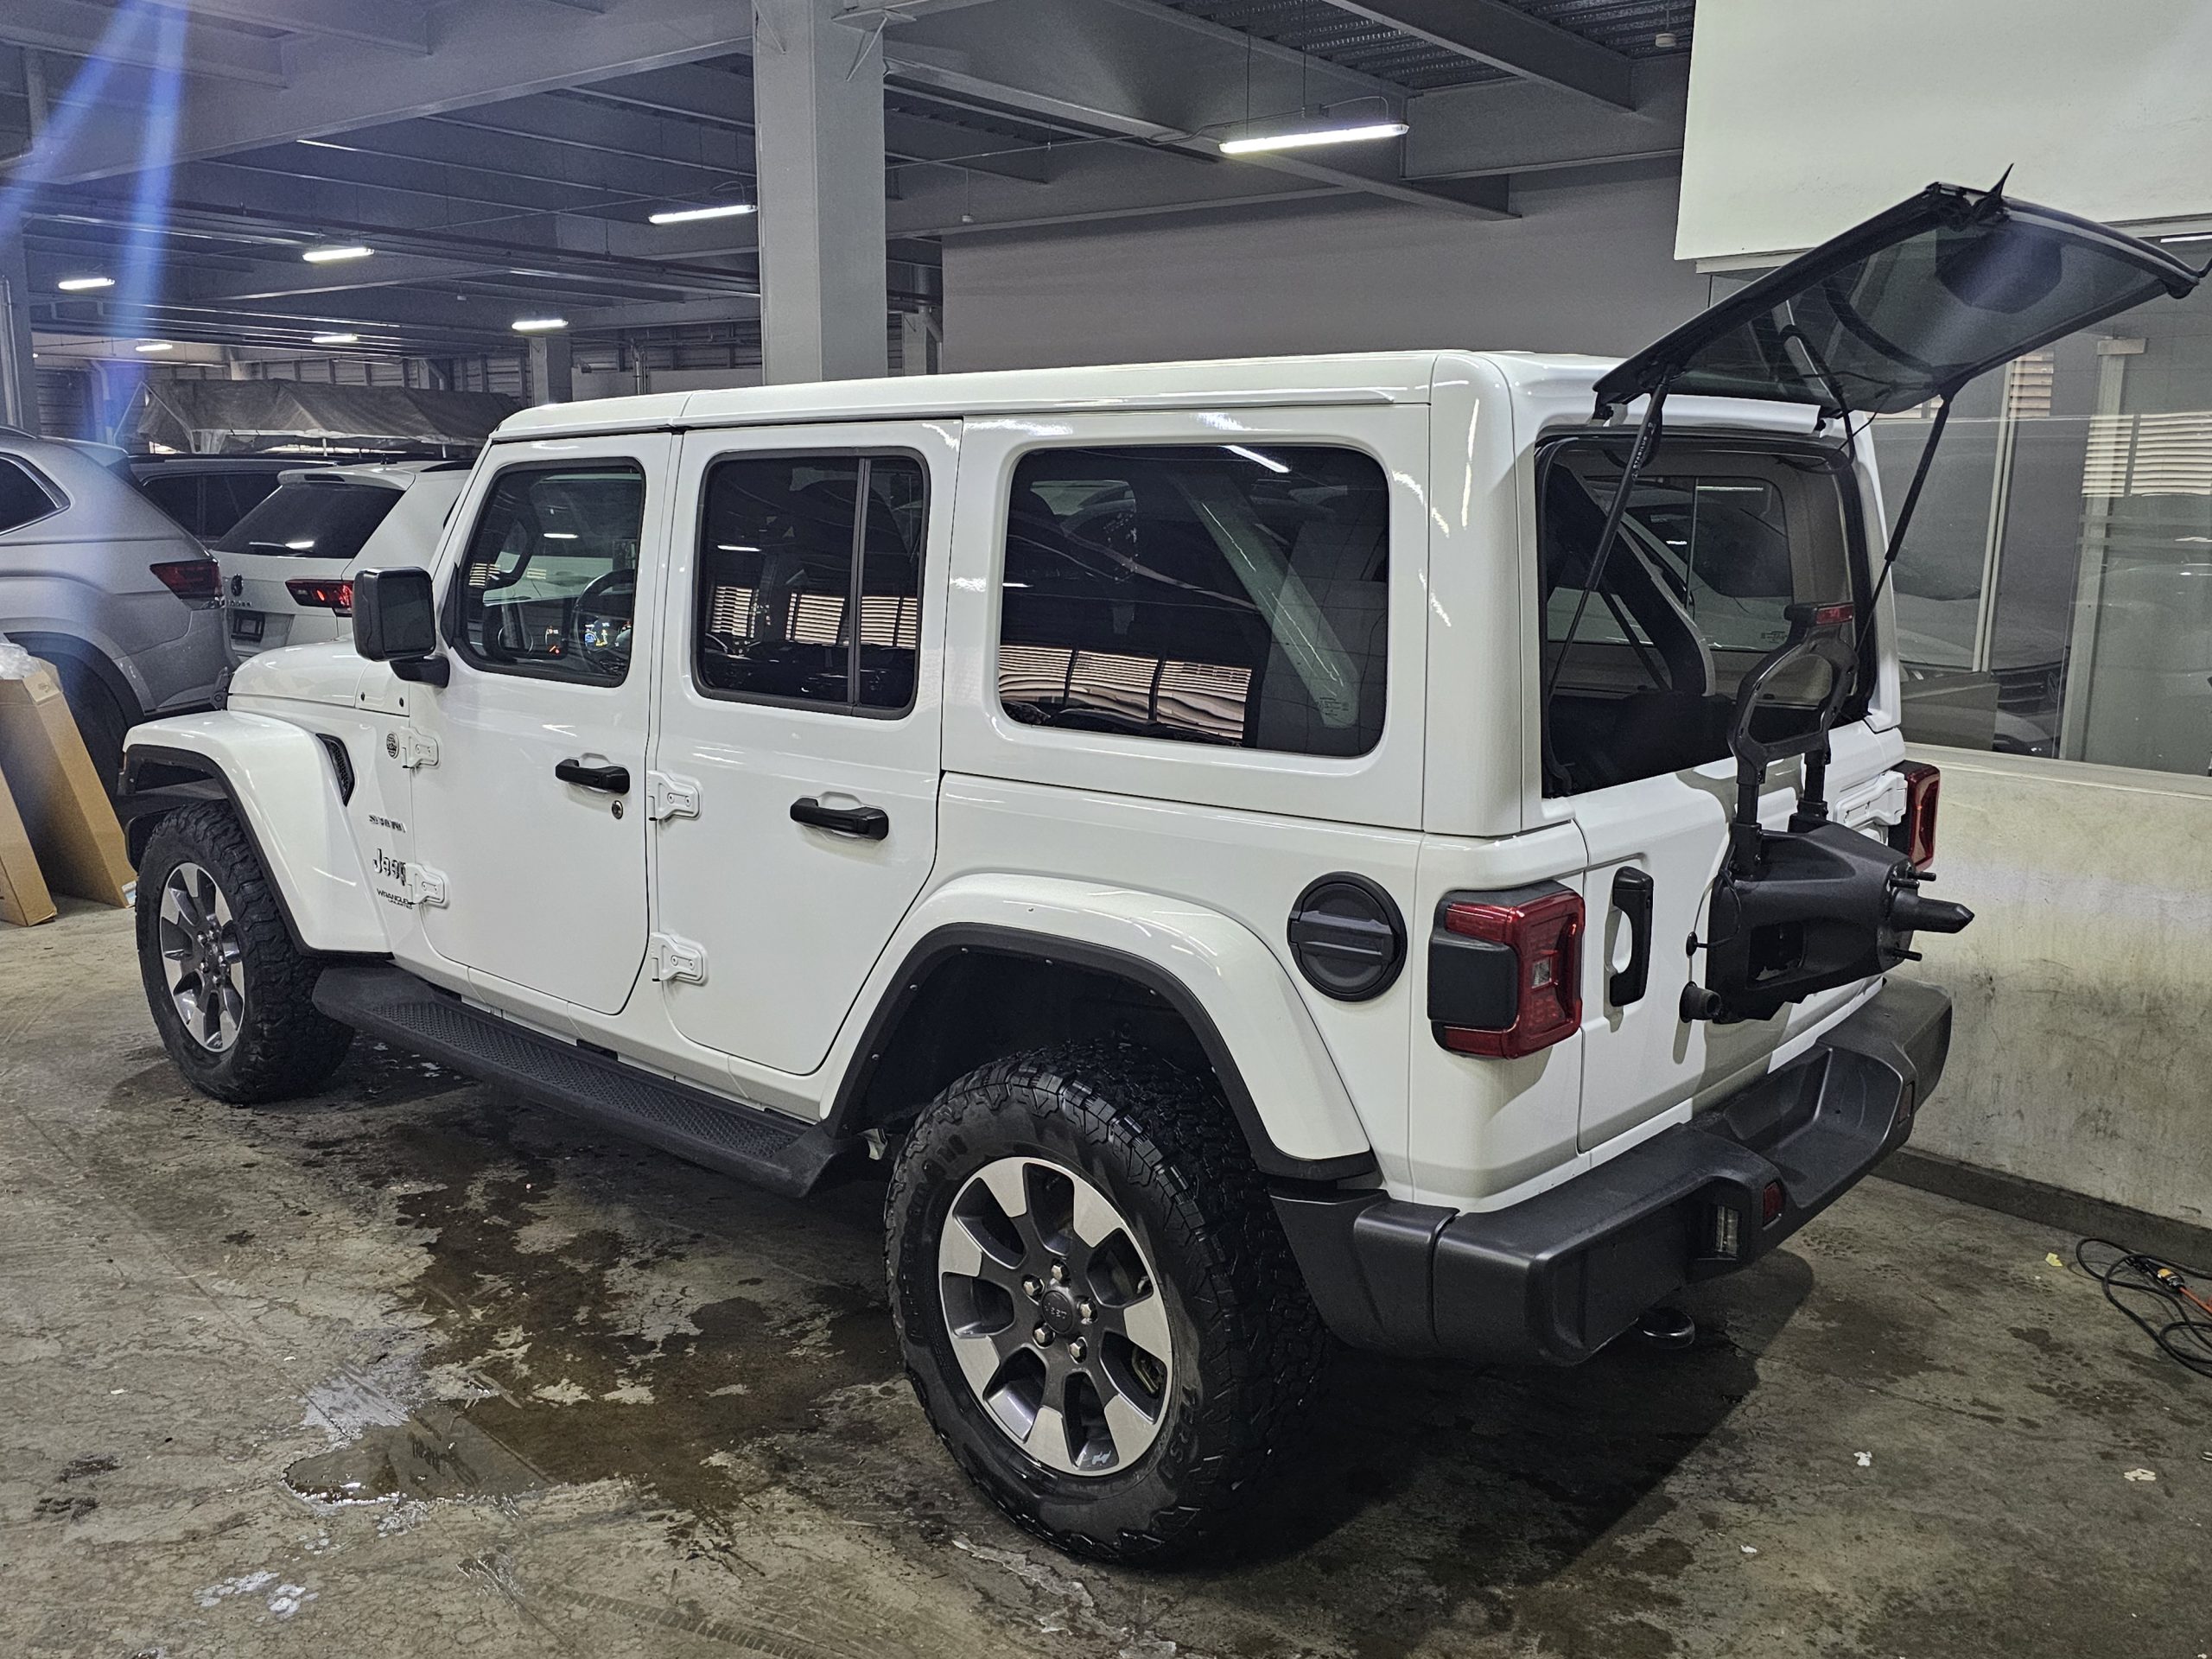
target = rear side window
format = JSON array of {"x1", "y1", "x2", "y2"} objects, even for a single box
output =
[
  {"x1": 693, "y1": 453, "x2": 925, "y2": 714},
  {"x1": 0, "y1": 458, "x2": 59, "y2": 534},
  {"x1": 137, "y1": 473, "x2": 202, "y2": 532},
  {"x1": 1540, "y1": 437, "x2": 1864, "y2": 794},
  {"x1": 214, "y1": 482, "x2": 400, "y2": 562},
  {"x1": 202, "y1": 472, "x2": 282, "y2": 537},
  {"x1": 451, "y1": 463, "x2": 647, "y2": 686},
  {"x1": 997, "y1": 444, "x2": 1389, "y2": 756}
]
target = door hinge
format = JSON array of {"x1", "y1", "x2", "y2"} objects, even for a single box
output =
[
  {"x1": 645, "y1": 771, "x2": 701, "y2": 822},
  {"x1": 404, "y1": 862, "x2": 449, "y2": 908},
  {"x1": 651, "y1": 931, "x2": 708, "y2": 985},
  {"x1": 396, "y1": 731, "x2": 440, "y2": 770}
]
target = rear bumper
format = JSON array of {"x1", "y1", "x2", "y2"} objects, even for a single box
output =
[{"x1": 1274, "y1": 977, "x2": 1952, "y2": 1366}]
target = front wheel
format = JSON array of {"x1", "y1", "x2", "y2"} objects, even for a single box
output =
[
  {"x1": 136, "y1": 803, "x2": 353, "y2": 1103},
  {"x1": 886, "y1": 1041, "x2": 1327, "y2": 1562}
]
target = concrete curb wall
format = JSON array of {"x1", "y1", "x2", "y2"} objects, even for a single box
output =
[{"x1": 1899, "y1": 744, "x2": 2212, "y2": 1233}]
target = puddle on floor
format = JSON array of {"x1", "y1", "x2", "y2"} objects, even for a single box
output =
[
  {"x1": 285, "y1": 1104, "x2": 900, "y2": 1529},
  {"x1": 286, "y1": 1406, "x2": 545, "y2": 1505}
]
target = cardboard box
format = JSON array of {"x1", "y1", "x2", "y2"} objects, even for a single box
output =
[
  {"x1": 0, "y1": 660, "x2": 135, "y2": 909},
  {"x1": 0, "y1": 762, "x2": 57, "y2": 926}
]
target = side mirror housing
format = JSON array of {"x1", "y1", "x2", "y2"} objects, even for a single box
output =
[{"x1": 352, "y1": 567, "x2": 448, "y2": 685}]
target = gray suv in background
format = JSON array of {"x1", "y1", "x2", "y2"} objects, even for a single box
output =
[{"x1": 0, "y1": 429, "x2": 227, "y2": 786}]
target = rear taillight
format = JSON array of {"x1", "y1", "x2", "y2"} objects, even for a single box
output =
[
  {"x1": 286, "y1": 577, "x2": 353, "y2": 615},
  {"x1": 151, "y1": 558, "x2": 221, "y2": 607},
  {"x1": 1428, "y1": 884, "x2": 1584, "y2": 1058},
  {"x1": 1893, "y1": 760, "x2": 1941, "y2": 872}
]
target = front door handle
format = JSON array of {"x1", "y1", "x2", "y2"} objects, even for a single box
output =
[
  {"x1": 556, "y1": 758, "x2": 631, "y2": 794},
  {"x1": 1609, "y1": 866, "x2": 1655, "y2": 1007},
  {"x1": 790, "y1": 797, "x2": 889, "y2": 840}
]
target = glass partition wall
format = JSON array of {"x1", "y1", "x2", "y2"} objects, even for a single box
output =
[{"x1": 1773, "y1": 271, "x2": 2212, "y2": 778}]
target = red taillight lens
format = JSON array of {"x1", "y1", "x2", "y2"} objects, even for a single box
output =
[
  {"x1": 285, "y1": 577, "x2": 353, "y2": 615},
  {"x1": 151, "y1": 558, "x2": 221, "y2": 607},
  {"x1": 1435, "y1": 887, "x2": 1584, "y2": 1058},
  {"x1": 1762, "y1": 1179, "x2": 1786, "y2": 1226},
  {"x1": 1896, "y1": 760, "x2": 1940, "y2": 873}
]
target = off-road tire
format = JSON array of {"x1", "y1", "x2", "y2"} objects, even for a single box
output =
[
  {"x1": 136, "y1": 802, "x2": 353, "y2": 1103},
  {"x1": 886, "y1": 1039, "x2": 1327, "y2": 1562}
]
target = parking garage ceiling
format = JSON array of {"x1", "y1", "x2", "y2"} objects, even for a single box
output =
[{"x1": 0, "y1": 0, "x2": 1694, "y2": 364}]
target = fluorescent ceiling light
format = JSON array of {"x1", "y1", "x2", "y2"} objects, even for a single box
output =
[
  {"x1": 648, "y1": 202, "x2": 756, "y2": 225},
  {"x1": 1225, "y1": 444, "x2": 1289, "y2": 474},
  {"x1": 302, "y1": 245, "x2": 373, "y2": 264},
  {"x1": 134, "y1": 341, "x2": 174, "y2": 353},
  {"x1": 2160, "y1": 232, "x2": 2212, "y2": 244},
  {"x1": 310, "y1": 332, "x2": 359, "y2": 346},
  {"x1": 512, "y1": 317, "x2": 568, "y2": 333},
  {"x1": 1219, "y1": 119, "x2": 1408, "y2": 156},
  {"x1": 56, "y1": 275, "x2": 114, "y2": 292},
  {"x1": 296, "y1": 137, "x2": 363, "y2": 152}
]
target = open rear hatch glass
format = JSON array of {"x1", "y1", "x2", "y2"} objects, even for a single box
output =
[{"x1": 1592, "y1": 181, "x2": 2202, "y2": 418}]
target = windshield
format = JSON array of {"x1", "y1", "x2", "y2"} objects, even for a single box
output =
[
  {"x1": 1540, "y1": 435, "x2": 1866, "y2": 794},
  {"x1": 213, "y1": 481, "x2": 401, "y2": 562}
]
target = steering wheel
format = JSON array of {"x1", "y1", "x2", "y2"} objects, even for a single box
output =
[{"x1": 567, "y1": 568, "x2": 636, "y2": 673}]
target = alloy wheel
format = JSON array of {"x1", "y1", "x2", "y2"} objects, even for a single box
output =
[
  {"x1": 937, "y1": 1155, "x2": 1173, "y2": 1476},
  {"x1": 158, "y1": 861, "x2": 245, "y2": 1052}
]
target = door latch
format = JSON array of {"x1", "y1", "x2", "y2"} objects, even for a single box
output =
[
  {"x1": 392, "y1": 730, "x2": 439, "y2": 770},
  {"x1": 651, "y1": 932, "x2": 707, "y2": 985},
  {"x1": 645, "y1": 772, "x2": 701, "y2": 822},
  {"x1": 404, "y1": 862, "x2": 449, "y2": 908}
]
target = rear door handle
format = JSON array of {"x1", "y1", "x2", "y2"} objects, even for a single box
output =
[
  {"x1": 1609, "y1": 866, "x2": 1655, "y2": 1007},
  {"x1": 556, "y1": 758, "x2": 631, "y2": 794},
  {"x1": 790, "y1": 797, "x2": 889, "y2": 840}
]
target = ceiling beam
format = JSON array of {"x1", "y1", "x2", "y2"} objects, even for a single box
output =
[
  {"x1": 15, "y1": 0, "x2": 753, "y2": 185},
  {"x1": 573, "y1": 60, "x2": 1051, "y2": 183},
  {"x1": 1321, "y1": 0, "x2": 1635, "y2": 109},
  {"x1": 0, "y1": 1, "x2": 288, "y2": 88},
  {"x1": 1403, "y1": 57, "x2": 1686, "y2": 180},
  {"x1": 143, "y1": 0, "x2": 434, "y2": 57},
  {"x1": 883, "y1": 0, "x2": 1510, "y2": 217}
]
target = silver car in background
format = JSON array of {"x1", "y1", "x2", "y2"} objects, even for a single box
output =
[{"x1": 0, "y1": 428, "x2": 226, "y2": 785}]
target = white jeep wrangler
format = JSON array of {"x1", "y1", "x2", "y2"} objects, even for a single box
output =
[{"x1": 118, "y1": 187, "x2": 2201, "y2": 1561}]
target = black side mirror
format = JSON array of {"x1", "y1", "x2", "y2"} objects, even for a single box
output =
[{"x1": 352, "y1": 567, "x2": 448, "y2": 685}]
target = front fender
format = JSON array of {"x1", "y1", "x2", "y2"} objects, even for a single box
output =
[
  {"x1": 124, "y1": 711, "x2": 388, "y2": 957},
  {"x1": 833, "y1": 873, "x2": 1375, "y2": 1179}
]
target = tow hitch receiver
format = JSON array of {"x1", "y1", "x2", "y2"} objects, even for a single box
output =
[{"x1": 1682, "y1": 604, "x2": 1972, "y2": 1024}]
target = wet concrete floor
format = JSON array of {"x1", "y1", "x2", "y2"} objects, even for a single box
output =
[{"x1": 2, "y1": 904, "x2": 2207, "y2": 1658}]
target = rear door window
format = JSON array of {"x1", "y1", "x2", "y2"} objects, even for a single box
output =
[
  {"x1": 1541, "y1": 437, "x2": 1865, "y2": 793},
  {"x1": 214, "y1": 482, "x2": 401, "y2": 562},
  {"x1": 996, "y1": 444, "x2": 1389, "y2": 756},
  {"x1": 693, "y1": 453, "x2": 925, "y2": 713}
]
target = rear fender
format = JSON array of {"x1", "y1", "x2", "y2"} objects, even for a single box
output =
[
  {"x1": 122, "y1": 711, "x2": 387, "y2": 957},
  {"x1": 830, "y1": 874, "x2": 1376, "y2": 1180}
]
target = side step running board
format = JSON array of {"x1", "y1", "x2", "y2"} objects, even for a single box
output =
[{"x1": 312, "y1": 963, "x2": 850, "y2": 1198}]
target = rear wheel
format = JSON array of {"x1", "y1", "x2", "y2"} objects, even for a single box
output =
[
  {"x1": 51, "y1": 659, "x2": 131, "y2": 798},
  {"x1": 136, "y1": 803, "x2": 353, "y2": 1103},
  {"x1": 886, "y1": 1041, "x2": 1326, "y2": 1562}
]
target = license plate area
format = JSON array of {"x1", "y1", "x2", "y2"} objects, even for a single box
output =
[{"x1": 230, "y1": 610, "x2": 265, "y2": 640}]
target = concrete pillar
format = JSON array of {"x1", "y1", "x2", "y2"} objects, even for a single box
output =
[
  {"x1": 526, "y1": 333, "x2": 573, "y2": 405},
  {"x1": 753, "y1": 0, "x2": 888, "y2": 384},
  {"x1": 0, "y1": 235, "x2": 40, "y2": 435}
]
